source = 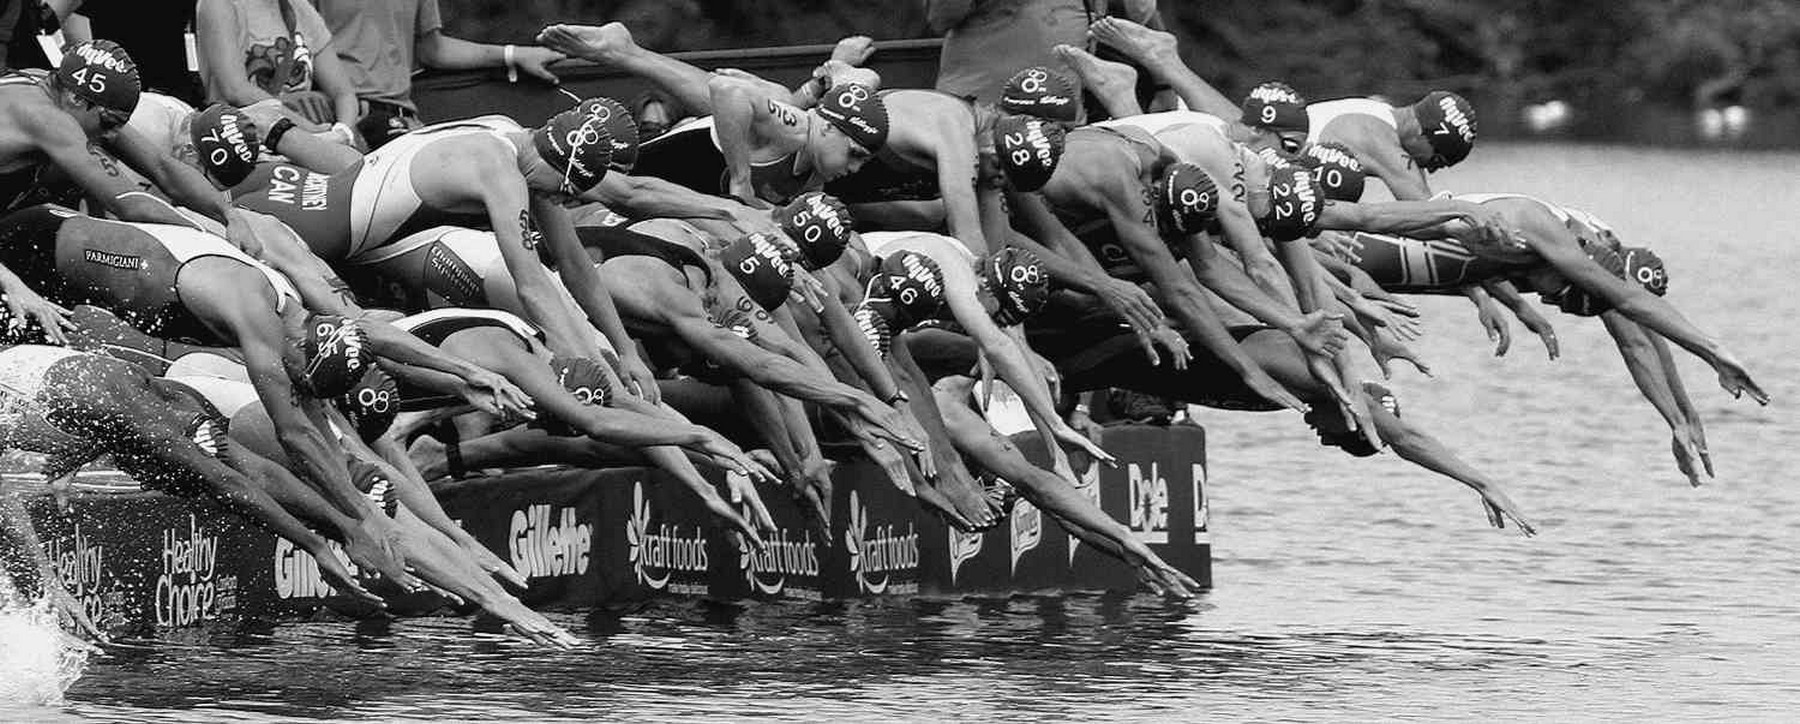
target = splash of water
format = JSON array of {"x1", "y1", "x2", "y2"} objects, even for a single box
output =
[{"x1": 0, "y1": 577, "x2": 90, "y2": 707}]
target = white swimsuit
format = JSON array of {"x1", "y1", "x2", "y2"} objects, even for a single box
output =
[{"x1": 1307, "y1": 98, "x2": 1398, "y2": 143}]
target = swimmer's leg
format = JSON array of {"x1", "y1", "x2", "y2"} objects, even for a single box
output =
[
  {"x1": 1088, "y1": 17, "x2": 1238, "y2": 119},
  {"x1": 1054, "y1": 44, "x2": 1143, "y2": 118}
]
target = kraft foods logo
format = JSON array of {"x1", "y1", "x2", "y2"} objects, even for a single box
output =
[
  {"x1": 274, "y1": 538, "x2": 357, "y2": 600},
  {"x1": 626, "y1": 482, "x2": 709, "y2": 593},
  {"x1": 155, "y1": 514, "x2": 234, "y2": 627},
  {"x1": 737, "y1": 525, "x2": 821, "y2": 599},
  {"x1": 845, "y1": 490, "x2": 920, "y2": 595},
  {"x1": 1129, "y1": 462, "x2": 1170, "y2": 545},
  {"x1": 511, "y1": 504, "x2": 592, "y2": 580}
]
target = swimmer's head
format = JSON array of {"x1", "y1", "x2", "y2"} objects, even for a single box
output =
[
  {"x1": 337, "y1": 367, "x2": 399, "y2": 444},
  {"x1": 776, "y1": 191, "x2": 854, "y2": 270},
  {"x1": 529, "y1": 106, "x2": 616, "y2": 197},
  {"x1": 1297, "y1": 141, "x2": 1365, "y2": 202},
  {"x1": 189, "y1": 103, "x2": 261, "y2": 188},
  {"x1": 300, "y1": 313, "x2": 374, "y2": 398},
  {"x1": 812, "y1": 83, "x2": 888, "y2": 179},
  {"x1": 573, "y1": 96, "x2": 640, "y2": 173},
  {"x1": 999, "y1": 66, "x2": 1080, "y2": 124},
  {"x1": 852, "y1": 303, "x2": 894, "y2": 358},
  {"x1": 862, "y1": 251, "x2": 946, "y2": 330},
  {"x1": 1257, "y1": 165, "x2": 1323, "y2": 242},
  {"x1": 993, "y1": 115, "x2": 1065, "y2": 192},
  {"x1": 981, "y1": 246, "x2": 1049, "y2": 326},
  {"x1": 1623, "y1": 246, "x2": 1668, "y2": 296},
  {"x1": 1154, "y1": 162, "x2": 1219, "y2": 235},
  {"x1": 1404, "y1": 91, "x2": 1477, "y2": 171},
  {"x1": 52, "y1": 40, "x2": 140, "y2": 136},
  {"x1": 720, "y1": 232, "x2": 796, "y2": 312},
  {"x1": 534, "y1": 355, "x2": 615, "y2": 436},
  {"x1": 1239, "y1": 81, "x2": 1308, "y2": 155}
]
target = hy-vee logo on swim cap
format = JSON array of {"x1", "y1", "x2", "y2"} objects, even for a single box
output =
[
  {"x1": 70, "y1": 42, "x2": 133, "y2": 75},
  {"x1": 1436, "y1": 95, "x2": 1475, "y2": 143}
]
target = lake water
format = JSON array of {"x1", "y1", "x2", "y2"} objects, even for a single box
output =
[{"x1": 5, "y1": 143, "x2": 1799, "y2": 721}]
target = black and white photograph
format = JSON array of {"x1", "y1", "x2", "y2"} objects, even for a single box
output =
[{"x1": 0, "y1": 0, "x2": 1792, "y2": 719}]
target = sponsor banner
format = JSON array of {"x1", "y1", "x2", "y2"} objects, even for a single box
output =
[{"x1": 22, "y1": 426, "x2": 1208, "y2": 633}]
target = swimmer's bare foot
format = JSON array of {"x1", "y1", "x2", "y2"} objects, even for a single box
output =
[
  {"x1": 816, "y1": 60, "x2": 882, "y2": 93},
  {"x1": 830, "y1": 35, "x2": 875, "y2": 65},
  {"x1": 934, "y1": 466, "x2": 1000, "y2": 530},
  {"x1": 915, "y1": 480, "x2": 976, "y2": 531},
  {"x1": 1054, "y1": 44, "x2": 1139, "y2": 118},
  {"x1": 536, "y1": 22, "x2": 640, "y2": 65},
  {"x1": 1088, "y1": 17, "x2": 1180, "y2": 70}
]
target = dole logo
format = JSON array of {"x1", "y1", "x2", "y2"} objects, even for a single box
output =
[
  {"x1": 1128, "y1": 463, "x2": 1169, "y2": 544},
  {"x1": 511, "y1": 504, "x2": 591, "y2": 580}
]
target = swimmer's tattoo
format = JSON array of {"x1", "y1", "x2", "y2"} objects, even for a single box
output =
[
  {"x1": 87, "y1": 144, "x2": 120, "y2": 177},
  {"x1": 517, "y1": 210, "x2": 538, "y2": 251},
  {"x1": 1231, "y1": 161, "x2": 1247, "y2": 203},
  {"x1": 1140, "y1": 184, "x2": 1156, "y2": 224}
]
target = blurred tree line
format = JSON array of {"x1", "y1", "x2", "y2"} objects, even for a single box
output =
[{"x1": 447, "y1": 0, "x2": 1800, "y2": 128}]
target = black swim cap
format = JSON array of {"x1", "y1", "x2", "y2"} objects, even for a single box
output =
[
  {"x1": 1410, "y1": 91, "x2": 1477, "y2": 170},
  {"x1": 816, "y1": 83, "x2": 889, "y2": 152},
  {"x1": 532, "y1": 107, "x2": 616, "y2": 194},
  {"x1": 56, "y1": 39, "x2": 140, "y2": 119},
  {"x1": 776, "y1": 191, "x2": 853, "y2": 270},
  {"x1": 863, "y1": 251, "x2": 946, "y2": 330},
  {"x1": 984, "y1": 246, "x2": 1049, "y2": 326},
  {"x1": 1623, "y1": 246, "x2": 1667, "y2": 296},
  {"x1": 302, "y1": 314, "x2": 374, "y2": 398},
  {"x1": 720, "y1": 233, "x2": 796, "y2": 312},
  {"x1": 1000, "y1": 66, "x2": 1079, "y2": 124},
  {"x1": 852, "y1": 303, "x2": 894, "y2": 358},
  {"x1": 1259, "y1": 165, "x2": 1323, "y2": 242},
  {"x1": 994, "y1": 115, "x2": 1064, "y2": 192},
  {"x1": 190, "y1": 103, "x2": 261, "y2": 187},
  {"x1": 1298, "y1": 141, "x2": 1365, "y2": 202},
  {"x1": 336, "y1": 366, "x2": 399, "y2": 443},
  {"x1": 575, "y1": 96, "x2": 640, "y2": 173},
  {"x1": 1156, "y1": 162, "x2": 1219, "y2": 235},
  {"x1": 1240, "y1": 81, "x2": 1307, "y2": 133},
  {"x1": 348, "y1": 458, "x2": 399, "y2": 517}
]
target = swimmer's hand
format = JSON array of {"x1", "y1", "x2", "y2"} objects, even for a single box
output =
[
  {"x1": 678, "y1": 469, "x2": 770, "y2": 552},
  {"x1": 347, "y1": 519, "x2": 428, "y2": 595},
  {"x1": 1245, "y1": 366, "x2": 1307, "y2": 414},
  {"x1": 861, "y1": 434, "x2": 919, "y2": 498},
  {"x1": 848, "y1": 397, "x2": 925, "y2": 452},
  {"x1": 1093, "y1": 277, "x2": 1168, "y2": 354},
  {"x1": 1054, "y1": 422, "x2": 1117, "y2": 468},
  {"x1": 791, "y1": 457, "x2": 836, "y2": 540},
  {"x1": 1286, "y1": 309, "x2": 1348, "y2": 358},
  {"x1": 1147, "y1": 324, "x2": 1191, "y2": 370},
  {"x1": 1472, "y1": 293, "x2": 1513, "y2": 356},
  {"x1": 1370, "y1": 329, "x2": 1433, "y2": 378},
  {"x1": 457, "y1": 370, "x2": 535, "y2": 421},
  {"x1": 0, "y1": 289, "x2": 76, "y2": 345},
  {"x1": 46, "y1": 573, "x2": 107, "y2": 644},
  {"x1": 1711, "y1": 349, "x2": 1769, "y2": 405},
  {"x1": 1479, "y1": 488, "x2": 1537, "y2": 537},
  {"x1": 618, "y1": 353, "x2": 661, "y2": 406},
  {"x1": 1671, "y1": 432, "x2": 1708, "y2": 487}
]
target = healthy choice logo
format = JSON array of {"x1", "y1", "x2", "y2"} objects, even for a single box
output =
[
  {"x1": 845, "y1": 490, "x2": 919, "y2": 595},
  {"x1": 155, "y1": 514, "x2": 233, "y2": 627},
  {"x1": 626, "y1": 483, "x2": 709, "y2": 593},
  {"x1": 48, "y1": 523, "x2": 114, "y2": 627}
]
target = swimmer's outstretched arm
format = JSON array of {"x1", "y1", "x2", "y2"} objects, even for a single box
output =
[
  {"x1": 1484, "y1": 280, "x2": 1559, "y2": 360},
  {"x1": 1602, "y1": 313, "x2": 1709, "y2": 485},
  {"x1": 534, "y1": 199, "x2": 660, "y2": 403},
  {"x1": 1522, "y1": 213, "x2": 1766, "y2": 403},
  {"x1": 1182, "y1": 235, "x2": 1346, "y2": 358}
]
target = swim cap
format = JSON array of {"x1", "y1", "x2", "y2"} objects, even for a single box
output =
[
  {"x1": 999, "y1": 66, "x2": 1079, "y2": 124},
  {"x1": 1259, "y1": 166, "x2": 1323, "y2": 242},
  {"x1": 776, "y1": 191, "x2": 853, "y2": 270},
  {"x1": 528, "y1": 355, "x2": 614, "y2": 436},
  {"x1": 1298, "y1": 142, "x2": 1365, "y2": 202},
  {"x1": 338, "y1": 367, "x2": 399, "y2": 443},
  {"x1": 863, "y1": 251, "x2": 946, "y2": 329},
  {"x1": 574, "y1": 96, "x2": 640, "y2": 172},
  {"x1": 719, "y1": 233, "x2": 795, "y2": 312},
  {"x1": 532, "y1": 107, "x2": 615, "y2": 194},
  {"x1": 55, "y1": 39, "x2": 141, "y2": 119},
  {"x1": 1623, "y1": 246, "x2": 1667, "y2": 296},
  {"x1": 184, "y1": 413, "x2": 231, "y2": 464},
  {"x1": 1410, "y1": 91, "x2": 1477, "y2": 169},
  {"x1": 983, "y1": 246, "x2": 1049, "y2": 326},
  {"x1": 1240, "y1": 81, "x2": 1307, "y2": 133},
  {"x1": 816, "y1": 83, "x2": 889, "y2": 152},
  {"x1": 348, "y1": 458, "x2": 398, "y2": 518},
  {"x1": 993, "y1": 115, "x2": 1064, "y2": 192},
  {"x1": 301, "y1": 314, "x2": 373, "y2": 398},
  {"x1": 1155, "y1": 162, "x2": 1219, "y2": 235},
  {"x1": 852, "y1": 303, "x2": 893, "y2": 358},
  {"x1": 189, "y1": 103, "x2": 260, "y2": 187}
]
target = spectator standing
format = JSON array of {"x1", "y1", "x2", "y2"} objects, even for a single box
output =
[
  {"x1": 314, "y1": 0, "x2": 563, "y2": 149},
  {"x1": 195, "y1": 0, "x2": 360, "y2": 143},
  {"x1": 61, "y1": 0, "x2": 205, "y2": 105},
  {"x1": 0, "y1": 0, "x2": 54, "y2": 70}
]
